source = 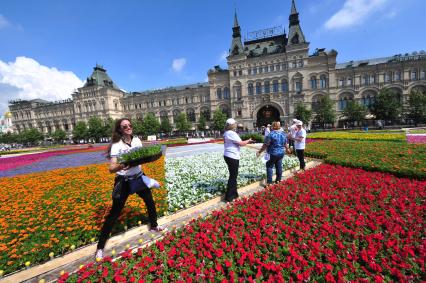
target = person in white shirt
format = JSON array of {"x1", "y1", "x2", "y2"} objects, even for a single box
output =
[
  {"x1": 293, "y1": 120, "x2": 307, "y2": 171},
  {"x1": 287, "y1": 119, "x2": 299, "y2": 153},
  {"x1": 223, "y1": 118, "x2": 252, "y2": 202},
  {"x1": 95, "y1": 118, "x2": 164, "y2": 261},
  {"x1": 264, "y1": 124, "x2": 271, "y2": 137}
]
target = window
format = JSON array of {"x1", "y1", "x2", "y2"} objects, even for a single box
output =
[
  {"x1": 237, "y1": 110, "x2": 242, "y2": 116},
  {"x1": 394, "y1": 71, "x2": 401, "y2": 81},
  {"x1": 248, "y1": 69, "x2": 252, "y2": 75},
  {"x1": 339, "y1": 78, "x2": 344, "y2": 87},
  {"x1": 235, "y1": 85, "x2": 242, "y2": 100},
  {"x1": 253, "y1": 68, "x2": 257, "y2": 75},
  {"x1": 276, "y1": 64, "x2": 281, "y2": 71},
  {"x1": 384, "y1": 73, "x2": 390, "y2": 83},
  {"x1": 270, "y1": 65, "x2": 274, "y2": 72},
  {"x1": 411, "y1": 70, "x2": 417, "y2": 80},
  {"x1": 233, "y1": 71, "x2": 237, "y2": 77},
  {"x1": 187, "y1": 109, "x2": 196, "y2": 122},
  {"x1": 311, "y1": 76, "x2": 317, "y2": 89},
  {"x1": 248, "y1": 83, "x2": 254, "y2": 95},
  {"x1": 281, "y1": 80, "x2": 288, "y2": 93},
  {"x1": 239, "y1": 70, "x2": 242, "y2": 76},
  {"x1": 223, "y1": 87, "x2": 230, "y2": 99},
  {"x1": 370, "y1": 75, "x2": 376, "y2": 84},
  {"x1": 363, "y1": 75, "x2": 369, "y2": 86},
  {"x1": 421, "y1": 70, "x2": 426, "y2": 80},
  {"x1": 320, "y1": 75, "x2": 327, "y2": 88},
  {"x1": 264, "y1": 81, "x2": 270, "y2": 93},
  {"x1": 259, "y1": 67, "x2": 262, "y2": 74},
  {"x1": 298, "y1": 60, "x2": 303, "y2": 67},
  {"x1": 272, "y1": 80, "x2": 279, "y2": 93},
  {"x1": 292, "y1": 61, "x2": 296, "y2": 68},
  {"x1": 216, "y1": 88, "x2": 222, "y2": 100},
  {"x1": 256, "y1": 82, "x2": 262, "y2": 95},
  {"x1": 264, "y1": 66, "x2": 268, "y2": 73}
]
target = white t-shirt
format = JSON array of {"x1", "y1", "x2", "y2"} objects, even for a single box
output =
[
  {"x1": 289, "y1": 124, "x2": 298, "y2": 139},
  {"x1": 223, "y1": 130, "x2": 242, "y2": 160},
  {"x1": 294, "y1": 128, "x2": 307, "y2": 150},
  {"x1": 110, "y1": 136, "x2": 143, "y2": 176}
]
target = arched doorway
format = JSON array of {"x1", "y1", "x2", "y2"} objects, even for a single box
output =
[{"x1": 256, "y1": 105, "x2": 280, "y2": 127}]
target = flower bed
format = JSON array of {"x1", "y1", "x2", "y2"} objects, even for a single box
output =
[
  {"x1": 166, "y1": 148, "x2": 299, "y2": 211},
  {"x1": 406, "y1": 134, "x2": 426, "y2": 144},
  {"x1": 308, "y1": 131, "x2": 405, "y2": 141},
  {"x1": 0, "y1": 157, "x2": 166, "y2": 275},
  {"x1": 306, "y1": 140, "x2": 426, "y2": 179},
  {"x1": 60, "y1": 164, "x2": 425, "y2": 282}
]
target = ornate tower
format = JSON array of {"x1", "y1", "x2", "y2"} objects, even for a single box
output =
[
  {"x1": 229, "y1": 11, "x2": 244, "y2": 56},
  {"x1": 288, "y1": 0, "x2": 306, "y2": 45}
]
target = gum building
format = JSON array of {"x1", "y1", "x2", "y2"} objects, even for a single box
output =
[{"x1": 8, "y1": 0, "x2": 426, "y2": 135}]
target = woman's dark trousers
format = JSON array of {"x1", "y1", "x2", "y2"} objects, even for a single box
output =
[
  {"x1": 224, "y1": 156, "x2": 239, "y2": 202},
  {"x1": 97, "y1": 177, "x2": 158, "y2": 249}
]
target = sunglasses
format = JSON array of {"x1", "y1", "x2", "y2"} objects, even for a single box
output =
[{"x1": 121, "y1": 124, "x2": 132, "y2": 129}]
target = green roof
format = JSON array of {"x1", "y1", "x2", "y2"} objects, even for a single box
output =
[{"x1": 83, "y1": 64, "x2": 120, "y2": 89}]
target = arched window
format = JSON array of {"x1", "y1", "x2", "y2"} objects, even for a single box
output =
[
  {"x1": 248, "y1": 83, "x2": 254, "y2": 95},
  {"x1": 272, "y1": 80, "x2": 279, "y2": 93},
  {"x1": 186, "y1": 109, "x2": 196, "y2": 122},
  {"x1": 235, "y1": 85, "x2": 242, "y2": 100},
  {"x1": 216, "y1": 88, "x2": 222, "y2": 100},
  {"x1": 320, "y1": 75, "x2": 327, "y2": 88},
  {"x1": 310, "y1": 76, "x2": 317, "y2": 89},
  {"x1": 223, "y1": 87, "x2": 230, "y2": 99},
  {"x1": 281, "y1": 79, "x2": 288, "y2": 93},
  {"x1": 411, "y1": 70, "x2": 417, "y2": 80},
  {"x1": 370, "y1": 74, "x2": 376, "y2": 84},
  {"x1": 264, "y1": 81, "x2": 270, "y2": 93},
  {"x1": 256, "y1": 82, "x2": 262, "y2": 95},
  {"x1": 200, "y1": 108, "x2": 211, "y2": 121}
]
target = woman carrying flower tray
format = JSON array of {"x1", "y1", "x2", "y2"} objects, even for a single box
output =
[{"x1": 95, "y1": 118, "x2": 164, "y2": 261}]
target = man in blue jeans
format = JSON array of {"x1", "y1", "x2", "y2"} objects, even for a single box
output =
[{"x1": 256, "y1": 121, "x2": 290, "y2": 184}]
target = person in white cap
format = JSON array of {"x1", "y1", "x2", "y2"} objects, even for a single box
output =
[
  {"x1": 293, "y1": 120, "x2": 307, "y2": 171},
  {"x1": 223, "y1": 118, "x2": 252, "y2": 202},
  {"x1": 287, "y1": 119, "x2": 299, "y2": 153}
]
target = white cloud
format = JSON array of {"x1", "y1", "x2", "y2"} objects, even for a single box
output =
[
  {"x1": 171, "y1": 58, "x2": 186, "y2": 72},
  {"x1": 0, "y1": 14, "x2": 11, "y2": 29},
  {"x1": 0, "y1": 57, "x2": 84, "y2": 114},
  {"x1": 219, "y1": 51, "x2": 228, "y2": 62},
  {"x1": 324, "y1": 0, "x2": 389, "y2": 30}
]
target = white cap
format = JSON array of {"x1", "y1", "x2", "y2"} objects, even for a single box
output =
[
  {"x1": 296, "y1": 121, "x2": 303, "y2": 126},
  {"x1": 226, "y1": 118, "x2": 236, "y2": 125},
  {"x1": 292, "y1": 119, "x2": 298, "y2": 123}
]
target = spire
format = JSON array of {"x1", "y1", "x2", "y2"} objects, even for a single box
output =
[
  {"x1": 229, "y1": 10, "x2": 244, "y2": 56},
  {"x1": 288, "y1": 0, "x2": 306, "y2": 45}
]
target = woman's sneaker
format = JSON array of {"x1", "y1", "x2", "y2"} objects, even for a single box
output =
[
  {"x1": 95, "y1": 249, "x2": 103, "y2": 261},
  {"x1": 149, "y1": 225, "x2": 166, "y2": 232}
]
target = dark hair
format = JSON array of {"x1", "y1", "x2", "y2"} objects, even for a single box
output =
[{"x1": 106, "y1": 117, "x2": 131, "y2": 158}]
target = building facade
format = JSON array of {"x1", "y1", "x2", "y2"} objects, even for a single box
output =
[{"x1": 8, "y1": 0, "x2": 426, "y2": 135}]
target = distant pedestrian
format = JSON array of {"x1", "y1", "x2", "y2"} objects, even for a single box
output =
[
  {"x1": 256, "y1": 121, "x2": 290, "y2": 185},
  {"x1": 293, "y1": 120, "x2": 307, "y2": 171},
  {"x1": 264, "y1": 124, "x2": 271, "y2": 137},
  {"x1": 288, "y1": 119, "x2": 298, "y2": 153},
  {"x1": 223, "y1": 118, "x2": 252, "y2": 202}
]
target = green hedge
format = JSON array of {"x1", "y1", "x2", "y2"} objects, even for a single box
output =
[{"x1": 240, "y1": 133, "x2": 264, "y2": 143}]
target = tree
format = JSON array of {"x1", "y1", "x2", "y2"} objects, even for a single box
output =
[
  {"x1": 342, "y1": 101, "x2": 367, "y2": 126},
  {"x1": 294, "y1": 102, "x2": 312, "y2": 125},
  {"x1": 102, "y1": 117, "x2": 115, "y2": 138},
  {"x1": 132, "y1": 119, "x2": 144, "y2": 136},
  {"x1": 212, "y1": 108, "x2": 227, "y2": 131},
  {"x1": 314, "y1": 95, "x2": 336, "y2": 128},
  {"x1": 160, "y1": 117, "x2": 173, "y2": 133},
  {"x1": 197, "y1": 115, "x2": 207, "y2": 131},
  {"x1": 22, "y1": 128, "x2": 44, "y2": 146},
  {"x1": 51, "y1": 129, "x2": 67, "y2": 143},
  {"x1": 406, "y1": 89, "x2": 426, "y2": 126},
  {"x1": 370, "y1": 89, "x2": 402, "y2": 123},
  {"x1": 88, "y1": 117, "x2": 104, "y2": 142},
  {"x1": 141, "y1": 113, "x2": 160, "y2": 136},
  {"x1": 175, "y1": 112, "x2": 191, "y2": 133},
  {"x1": 72, "y1": 121, "x2": 88, "y2": 142}
]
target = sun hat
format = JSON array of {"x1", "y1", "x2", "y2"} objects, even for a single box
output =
[{"x1": 226, "y1": 118, "x2": 236, "y2": 125}]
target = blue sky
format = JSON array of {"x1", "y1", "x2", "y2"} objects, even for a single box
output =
[{"x1": 0, "y1": 0, "x2": 425, "y2": 115}]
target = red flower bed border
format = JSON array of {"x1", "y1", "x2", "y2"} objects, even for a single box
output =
[{"x1": 61, "y1": 164, "x2": 425, "y2": 283}]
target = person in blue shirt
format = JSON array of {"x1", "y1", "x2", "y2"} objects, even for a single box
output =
[{"x1": 256, "y1": 121, "x2": 290, "y2": 185}]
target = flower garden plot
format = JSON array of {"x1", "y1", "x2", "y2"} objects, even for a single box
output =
[
  {"x1": 305, "y1": 140, "x2": 426, "y2": 180},
  {"x1": 307, "y1": 131, "x2": 405, "y2": 141},
  {"x1": 166, "y1": 148, "x2": 299, "y2": 212},
  {"x1": 0, "y1": 157, "x2": 166, "y2": 275},
  {"x1": 60, "y1": 164, "x2": 425, "y2": 283}
]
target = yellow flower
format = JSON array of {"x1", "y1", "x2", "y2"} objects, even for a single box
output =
[{"x1": 25, "y1": 261, "x2": 31, "y2": 267}]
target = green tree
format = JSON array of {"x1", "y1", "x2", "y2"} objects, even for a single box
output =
[
  {"x1": 102, "y1": 117, "x2": 115, "y2": 138},
  {"x1": 212, "y1": 108, "x2": 227, "y2": 131},
  {"x1": 294, "y1": 102, "x2": 312, "y2": 125},
  {"x1": 72, "y1": 121, "x2": 88, "y2": 142},
  {"x1": 132, "y1": 119, "x2": 144, "y2": 136},
  {"x1": 406, "y1": 89, "x2": 426, "y2": 126},
  {"x1": 51, "y1": 129, "x2": 67, "y2": 143},
  {"x1": 370, "y1": 89, "x2": 402, "y2": 123},
  {"x1": 175, "y1": 112, "x2": 191, "y2": 133},
  {"x1": 141, "y1": 113, "x2": 160, "y2": 136},
  {"x1": 160, "y1": 117, "x2": 173, "y2": 133},
  {"x1": 314, "y1": 95, "x2": 336, "y2": 128},
  {"x1": 22, "y1": 128, "x2": 44, "y2": 145},
  {"x1": 197, "y1": 115, "x2": 207, "y2": 131},
  {"x1": 0, "y1": 132, "x2": 18, "y2": 144},
  {"x1": 342, "y1": 101, "x2": 367, "y2": 126},
  {"x1": 87, "y1": 117, "x2": 104, "y2": 142}
]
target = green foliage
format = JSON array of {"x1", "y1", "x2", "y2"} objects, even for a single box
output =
[
  {"x1": 314, "y1": 95, "x2": 336, "y2": 127},
  {"x1": 87, "y1": 117, "x2": 104, "y2": 142},
  {"x1": 51, "y1": 129, "x2": 67, "y2": 143},
  {"x1": 342, "y1": 101, "x2": 367, "y2": 124},
  {"x1": 102, "y1": 117, "x2": 115, "y2": 138},
  {"x1": 132, "y1": 119, "x2": 144, "y2": 136},
  {"x1": 72, "y1": 121, "x2": 88, "y2": 141},
  {"x1": 175, "y1": 112, "x2": 191, "y2": 132},
  {"x1": 21, "y1": 128, "x2": 44, "y2": 145},
  {"x1": 142, "y1": 113, "x2": 160, "y2": 136},
  {"x1": 406, "y1": 89, "x2": 426, "y2": 125},
  {"x1": 294, "y1": 102, "x2": 312, "y2": 124},
  {"x1": 240, "y1": 133, "x2": 264, "y2": 143},
  {"x1": 370, "y1": 88, "x2": 402, "y2": 122},
  {"x1": 160, "y1": 117, "x2": 173, "y2": 133},
  {"x1": 0, "y1": 132, "x2": 18, "y2": 144},
  {"x1": 212, "y1": 108, "x2": 227, "y2": 131},
  {"x1": 197, "y1": 115, "x2": 207, "y2": 131},
  {"x1": 117, "y1": 145, "x2": 162, "y2": 165}
]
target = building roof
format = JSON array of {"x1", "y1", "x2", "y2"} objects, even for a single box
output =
[
  {"x1": 130, "y1": 82, "x2": 209, "y2": 96},
  {"x1": 83, "y1": 64, "x2": 120, "y2": 89},
  {"x1": 336, "y1": 51, "x2": 426, "y2": 69}
]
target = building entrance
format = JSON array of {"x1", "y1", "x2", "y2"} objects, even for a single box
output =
[{"x1": 256, "y1": 105, "x2": 280, "y2": 127}]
